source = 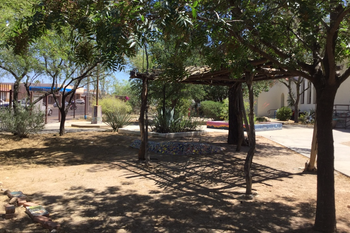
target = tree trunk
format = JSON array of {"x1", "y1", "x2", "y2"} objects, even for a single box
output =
[
  {"x1": 59, "y1": 108, "x2": 66, "y2": 136},
  {"x1": 244, "y1": 74, "x2": 256, "y2": 194},
  {"x1": 138, "y1": 77, "x2": 148, "y2": 161},
  {"x1": 236, "y1": 84, "x2": 244, "y2": 150},
  {"x1": 228, "y1": 83, "x2": 245, "y2": 151},
  {"x1": 313, "y1": 83, "x2": 337, "y2": 232},
  {"x1": 228, "y1": 85, "x2": 238, "y2": 145},
  {"x1": 294, "y1": 77, "x2": 302, "y2": 123},
  {"x1": 13, "y1": 80, "x2": 20, "y2": 114}
]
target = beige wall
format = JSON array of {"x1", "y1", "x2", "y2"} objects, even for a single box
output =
[
  {"x1": 335, "y1": 64, "x2": 350, "y2": 105},
  {"x1": 256, "y1": 81, "x2": 289, "y2": 117},
  {"x1": 257, "y1": 67, "x2": 350, "y2": 117}
]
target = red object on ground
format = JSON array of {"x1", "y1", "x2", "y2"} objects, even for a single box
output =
[{"x1": 23, "y1": 202, "x2": 38, "y2": 207}]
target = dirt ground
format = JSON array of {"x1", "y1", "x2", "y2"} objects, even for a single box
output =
[{"x1": 0, "y1": 130, "x2": 349, "y2": 233}]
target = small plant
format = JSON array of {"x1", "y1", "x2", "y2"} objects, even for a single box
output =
[
  {"x1": 299, "y1": 114, "x2": 307, "y2": 124},
  {"x1": 256, "y1": 117, "x2": 269, "y2": 122},
  {"x1": 152, "y1": 108, "x2": 199, "y2": 133},
  {"x1": 276, "y1": 107, "x2": 292, "y2": 121},
  {"x1": 0, "y1": 104, "x2": 45, "y2": 137},
  {"x1": 200, "y1": 101, "x2": 223, "y2": 120},
  {"x1": 104, "y1": 111, "x2": 132, "y2": 132},
  {"x1": 300, "y1": 111, "x2": 315, "y2": 124}
]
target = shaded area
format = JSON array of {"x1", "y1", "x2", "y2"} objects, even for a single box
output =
[
  {"x1": 1, "y1": 132, "x2": 350, "y2": 232},
  {"x1": 2, "y1": 156, "x2": 319, "y2": 233}
]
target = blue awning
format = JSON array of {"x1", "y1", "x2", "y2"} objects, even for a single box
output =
[{"x1": 29, "y1": 86, "x2": 72, "y2": 92}]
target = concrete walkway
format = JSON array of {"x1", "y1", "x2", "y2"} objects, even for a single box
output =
[
  {"x1": 256, "y1": 125, "x2": 350, "y2": 177},
  {"x1": 42, "y1": 120, "x2": 111, "y2": 134}
]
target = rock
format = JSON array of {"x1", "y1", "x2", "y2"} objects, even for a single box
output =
[
  {"x1": 33, "y1": 215, "x2": 51, "y2": 224},
  {"x1": 17, "y1": 197, "x2": 27, "y2": 206},
  {"x1": 41, "y1": 220, "x2": 60, "y2": 230},
  {"x1": 4, "y1": 204, "x2": 15, "y2": 214},
  {"x1": 9, "y1": 197, "x2": 18, "y2": 205},
  {"x1": 4, "y1": 213, "x2": 15, "y2": 219}
]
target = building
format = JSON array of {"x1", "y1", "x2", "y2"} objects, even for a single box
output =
[
  {"x1": 256, "y1": 65, "x2": 350, "y2": 118},
  {"x1": 0, "y1": 82, "x2": 87, "y2": 105}
]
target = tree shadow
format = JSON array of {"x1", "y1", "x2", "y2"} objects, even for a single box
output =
[{"x1": 1, "y1": 133, "x2": 349, "y2": 232}]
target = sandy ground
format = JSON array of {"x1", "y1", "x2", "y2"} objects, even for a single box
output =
[{"x1": 0, "y1": 131, "x2": 349, "y2": 233}]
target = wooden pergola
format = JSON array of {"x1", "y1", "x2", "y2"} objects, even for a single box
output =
[
  {"x1": 130, "y1": 63, "x2": 293, "y2": 160},
  {"x1": 131, "y1": 66, "x2": 293, "y2": 87}
]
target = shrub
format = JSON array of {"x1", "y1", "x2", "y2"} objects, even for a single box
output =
[
  {"x1": 0, "y1": 104, "x2": 45, "y2": 137},
  {"x1": 104, "y1": 111, "x2": 132, "y2": 132},
  {"x1": 276, "y1": 107, "x2": 292, "y2": 121},
  {"x1": 99, "y1": 96, "x2": 132, "y2": 132},
  {"x1": 152, "y1": 108, "x2": 199, "y2": 133},
  {"x1": 200, "y1": 101, "x2": 223, "y2": 120},
  {"x1": 256, "y1": 117, "x2": 269, "y2": 122},
  {"x1": 98, "y1": 96, "x2": 132, "y2": 114},
  {"x1": 299, "y1": 114, "x2": 307, "y2": 124}
]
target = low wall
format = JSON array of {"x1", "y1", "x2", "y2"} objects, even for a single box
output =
[{"x1": 206, "y1": 121, "x2": 282, "y2": 131}]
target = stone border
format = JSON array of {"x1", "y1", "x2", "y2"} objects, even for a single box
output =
[{"x1": 118, "y1": 128, "x2": 208, "y2": 138}]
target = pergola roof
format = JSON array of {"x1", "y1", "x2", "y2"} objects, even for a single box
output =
[{"x1": 130, "y1": 64, "x2": 293, "y2": 86}]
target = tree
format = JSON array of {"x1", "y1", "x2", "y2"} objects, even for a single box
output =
[
  {"x1": 199, "y1": 1, "x2": 350, "y2": 231},
  {"x1": 0, "y1": 47, "x2": 42, "y2": 111},
  {"x1": 280, "y1": 77, "x2": 310, "y2": 123},
  {"x1": 38, "y1": 29, "x2": 100, "y2": 135},
  {"x1": 0, "y1": 0, "x2": 43, "y2": 111}
]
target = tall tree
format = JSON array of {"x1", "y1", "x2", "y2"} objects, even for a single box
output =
[{"x1": 197, "y1": 1, "x2": 350, "y2": 231}]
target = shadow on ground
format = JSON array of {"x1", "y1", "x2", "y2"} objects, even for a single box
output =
[{"x1": 1, "y1": 132, "x2": 348, "y2": 232}]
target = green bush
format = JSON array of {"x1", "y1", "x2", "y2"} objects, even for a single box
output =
[
  {"x1": 98, "y1": 96, "x2": 132, "y2": 114},
  {"x1": 152, "y1": 108, "x2": 199, "y2": 133},
  {"x1": 200, "y1": 101, "x2": 223, "y2": 120},
  {"x1": 256, "y1": 117, "x2": 269, "y2": 122},
  {"x1": 276, "y1": 107, "x2": 292, "y2": 121},
  {"x1": 98, "y1": 96, "x2": 132, "y2": 132},
  {"x1": 299, "y1": 114, "x2": 307, "y2": 124},
  {"x1": 0, "y1": 104, "x2": 45, "y2": 137},
  {"x1": 220, "y1": 98, "x2": 229, "y2": 121}
]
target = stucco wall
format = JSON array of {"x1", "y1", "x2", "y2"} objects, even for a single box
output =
[
  {"x1": 256, "y1": 81, "x2": 289, "y2": 117},
  {"x1": 258, "y1": 72, "x2": 350, "y2": 117}
]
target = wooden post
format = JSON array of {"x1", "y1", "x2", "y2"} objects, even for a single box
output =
[
  {"x1": 306, "y1": 118, "x2": 317, "y2": 171},
  {"x1": 138, "y1": 77, "x2": 148, "y2": 161}
]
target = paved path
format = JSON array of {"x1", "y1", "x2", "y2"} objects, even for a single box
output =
[{"x1": 256, "y1": 125, "x2": 350, "y2": 177}]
